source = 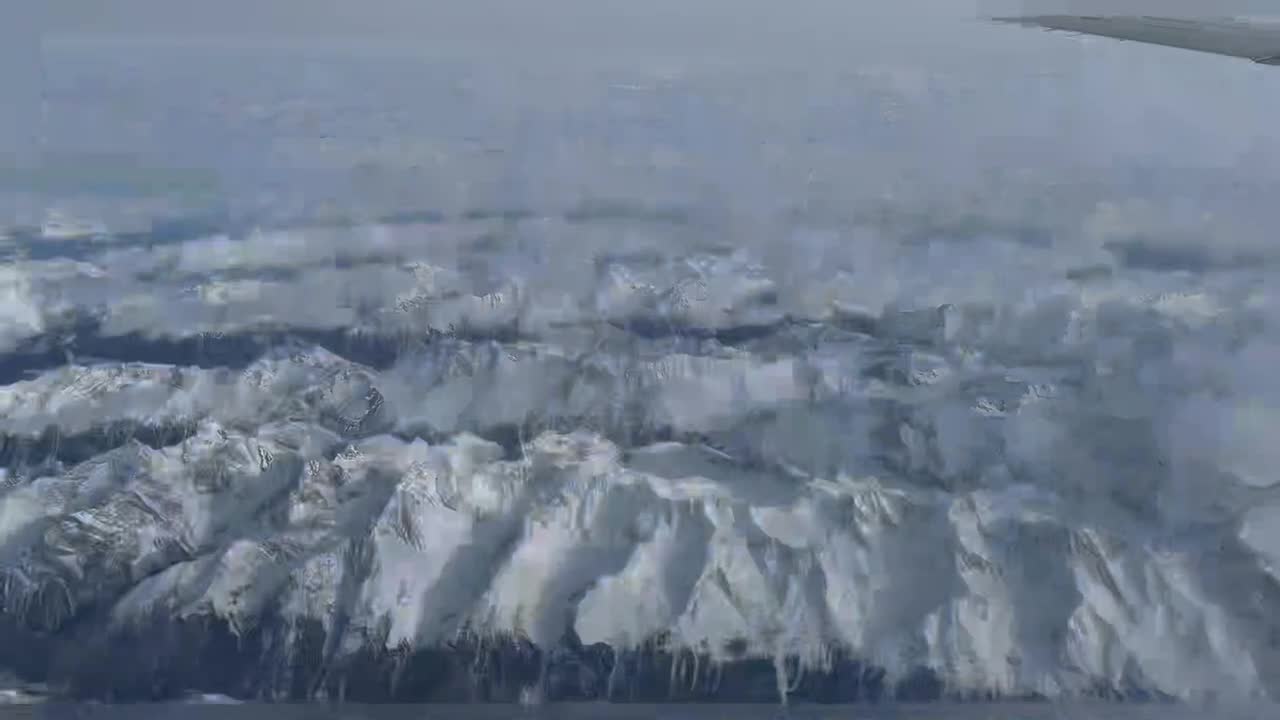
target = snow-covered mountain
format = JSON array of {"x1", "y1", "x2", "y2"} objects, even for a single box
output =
[{"x1": 2, "y1": 216, "x2": 1279, "y2": 702}]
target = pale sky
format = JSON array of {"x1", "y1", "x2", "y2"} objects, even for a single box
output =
[
  {"x1": 11, "y1": 0, "x2": 1280, "y2": 170},
  {"x1": 35, "y1": 1, "x2": 1280, "y2": 41},
  {"x1": 37, "y1": 0, "x2": 1280, "y2": 35},
  {"x1": 16, "y1": 1, "x2": 1273, "y2": 70},
  {"x1": 30, "y1": 1, "x2": 1007, "y2": 70}
]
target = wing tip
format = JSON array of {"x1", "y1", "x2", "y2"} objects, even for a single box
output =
[
  {"x1": 989, "y1": 16, "x2": 1035, "y2": 25},
  {"x1": 989, "y1": 15, "x2": 1086, "y2": 30},
  {"x1": 989, "y1": 14, "x2": 1110, "y2": 24}
]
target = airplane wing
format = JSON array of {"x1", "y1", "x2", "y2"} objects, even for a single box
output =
[{"x1": 993, "y1": 15, "x2": 1280, "y2": 65}]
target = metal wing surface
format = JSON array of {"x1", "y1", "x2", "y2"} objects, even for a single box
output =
[{"x1": 994, "y1": 15, "x2": 1280, "y2": 64}]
